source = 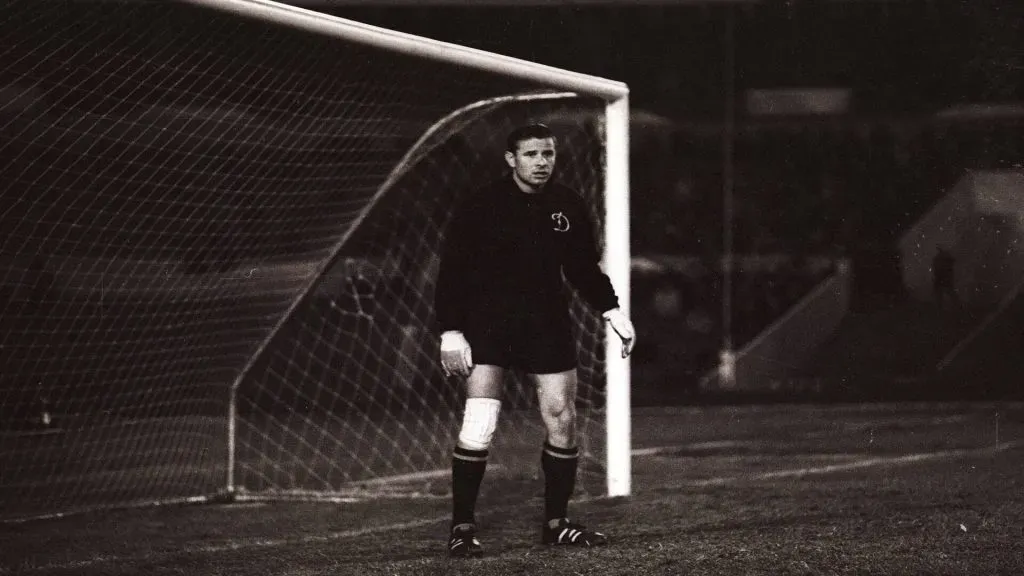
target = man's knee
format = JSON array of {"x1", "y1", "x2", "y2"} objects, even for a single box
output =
[
  {"x1": 533, "y1": 370, "x2": 578, "y2": 445},
  {"x1": 457, "y1": 397, "x2": 502, "y2": 451},
  {"x1": 540, "y1": 394, "x2": 575, "y2": 421},
  {"x1": 540, "y1": 395, "x2": 577, "y2": 444}
]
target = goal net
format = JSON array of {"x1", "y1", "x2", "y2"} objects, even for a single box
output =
[{"x1": 0, "y1": 0, "x2": 630, "y2": 521}]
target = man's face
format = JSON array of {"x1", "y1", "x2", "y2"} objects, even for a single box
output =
[{"x1": 506, "y1": 137, "x2": 556, "y2": 190}]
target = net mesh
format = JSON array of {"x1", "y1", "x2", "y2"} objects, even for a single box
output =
[{"x1": 0, "y1": 0, "x2": 613, "y2": 521}]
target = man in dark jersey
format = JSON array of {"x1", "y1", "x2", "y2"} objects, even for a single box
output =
[{"x1": 435, "y1": 123, "x2": 635, "y2": 557}]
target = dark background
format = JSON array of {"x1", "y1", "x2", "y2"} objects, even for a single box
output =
[
  {"x1": 1, "y1": 0, "x2": 1022, "y2": 417},
  {"x1": 0, "y1": 0, "x2": 1022, "y2": 527},
  {"x1": 299, "y1": 0, "x2": 1023, "y2": 401},
  {"x1": 313, "y1": 1, "x2": 1021, "y2": 118}
]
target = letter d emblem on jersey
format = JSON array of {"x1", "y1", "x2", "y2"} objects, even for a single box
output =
[{"x1": 551, "y1": 212, "x2": 570, "y2": 232}]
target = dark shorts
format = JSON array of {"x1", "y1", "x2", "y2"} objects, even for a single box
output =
[{"x1": 464, "y1": 311, "x2": 577, "y2": 374}]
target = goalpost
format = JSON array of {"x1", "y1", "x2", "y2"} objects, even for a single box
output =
[{"x1": 0, "y1": 0, "x2": 630, "y2": 521}]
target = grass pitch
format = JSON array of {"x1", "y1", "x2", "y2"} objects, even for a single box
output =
[{"x1": 2, "y1": 402, "x2": 1022, "y2": 575}]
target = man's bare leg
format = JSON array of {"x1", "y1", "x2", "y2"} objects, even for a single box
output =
[{"x1": 532, "y1": 369, "x2": 607, "y2": 546}]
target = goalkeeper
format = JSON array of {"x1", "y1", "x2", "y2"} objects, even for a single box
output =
[{"x1": 435, "y1": 123, "x2": 635, "y2": 557}]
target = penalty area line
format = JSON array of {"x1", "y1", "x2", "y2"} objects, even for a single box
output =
[
  {"x1": 682, "y1": 439, "x2": 1024, "y2": 488},
  {"x1": 630, "y1": 440, "x2": 756, "y2": 457}
]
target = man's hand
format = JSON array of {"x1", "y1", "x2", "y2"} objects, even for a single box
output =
[
  {"x1": 602, "y1": 308, "x2": 635, "y2": 358},
  {"x1": 440, "y1": 331, "x2": 474, "y2": 378}
]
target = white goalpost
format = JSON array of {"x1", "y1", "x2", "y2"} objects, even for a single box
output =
[{"x1": 0, "y1": 0, "x2": 630, "y2": 521}]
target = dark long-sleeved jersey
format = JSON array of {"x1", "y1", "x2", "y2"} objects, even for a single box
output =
[{"x1": 435, "y1": 176, "x2": 619, "y2": 333}]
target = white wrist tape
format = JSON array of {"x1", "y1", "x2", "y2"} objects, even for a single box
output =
[{"x1": 457, "y1": 397, "x2": 502, "y2": 451}]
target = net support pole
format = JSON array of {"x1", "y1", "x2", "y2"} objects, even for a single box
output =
[
  {"x1": 226, "y1": 381, "x2": 238, "y2": 495},
  {"x1": 604, "y1": 94, "x2": 631, "y2": 498}
]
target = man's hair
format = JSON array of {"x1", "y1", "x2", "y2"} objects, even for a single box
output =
[{"x1": 506, "y1": 123, "x2": 555, "y2": 152}]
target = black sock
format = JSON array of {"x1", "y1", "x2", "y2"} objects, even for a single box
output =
[
  {"x1": 452, "y1": 446, "x2": 488, "y2": 528},
  {"x1": 541, "y1": 441, "x2": 579, "y2": 522}
]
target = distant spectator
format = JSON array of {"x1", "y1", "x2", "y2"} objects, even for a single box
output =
[{"x1": 932, "y1": 247, "x2": 957, "y2": 308}]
